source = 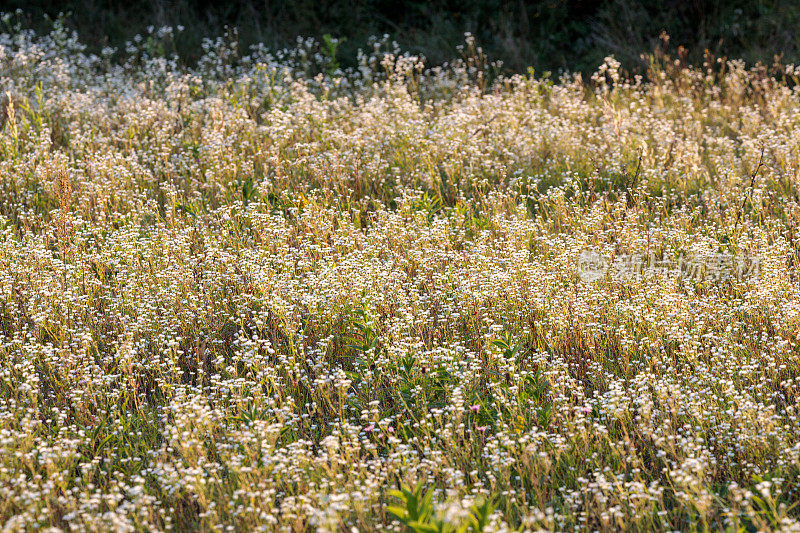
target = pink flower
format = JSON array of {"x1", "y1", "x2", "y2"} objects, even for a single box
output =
[
  {"x1": 581, "y1": 406, "x2": 592, "y2": 415},
  {"x1": 469, "y1": 404, "x2": 481, "y2": 413},
  {"x1": 364, "y1": 424, "x2": 375, "y2": 432},
  {"x1": 476, "y1": 425, "x2": 488, "y2": 432},
  {"x1": 387, "y1": 426, "x2": 394, "y2": 433}
]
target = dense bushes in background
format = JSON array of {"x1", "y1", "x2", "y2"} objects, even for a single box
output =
[{"x1": 6, "y1": 0, "x2": 800, "y2": 73}]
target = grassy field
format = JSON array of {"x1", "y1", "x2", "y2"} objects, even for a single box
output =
[{"x1": 1, "y1": 22, "x2": 800, "y2": 532}]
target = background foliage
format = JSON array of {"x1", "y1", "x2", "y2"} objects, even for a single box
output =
[{"x1": 8, "y1": 0, "x2": 800, "y2": 72}]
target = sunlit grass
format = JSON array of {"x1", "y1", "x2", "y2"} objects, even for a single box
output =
[{"x1": 0, "y1": 20, "x2": 798, "y2": 532}]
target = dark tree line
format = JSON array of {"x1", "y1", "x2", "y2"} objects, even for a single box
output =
[{"x1": 6, "y1": 0, "x2": 799, "y2": 72}]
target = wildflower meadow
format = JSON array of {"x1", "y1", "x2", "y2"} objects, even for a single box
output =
[{"x1": 0, "y1": 19, "x2": 799, "y2": 532}]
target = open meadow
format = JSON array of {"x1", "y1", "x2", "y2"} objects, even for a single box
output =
[{"x1": 1, "y1": 22, "x2": 800, "y2": 531}]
